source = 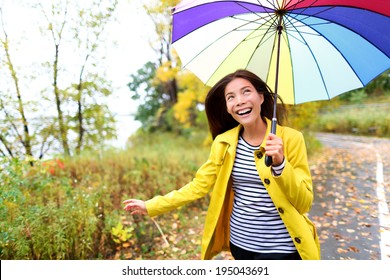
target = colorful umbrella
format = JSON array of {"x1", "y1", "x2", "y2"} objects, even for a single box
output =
[
  {"x1": 172, "y1": 0, "x2": 390, "y2": 102},
  {"x1": 171, "y1": 0, "x2": 390, "y2": 165}
]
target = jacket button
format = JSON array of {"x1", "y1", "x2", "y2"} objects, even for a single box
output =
[
  {"x1": 294, "y1": 237, "x2": 301, "y2": 244},
  {"x1": 264, "y1": 178, "x2": 270, "y2": 185},
  {"x1": 278, "y1": 207, "x2": 284, "y2": 214},
  {"x1": 256, "y1": 151, "x2": 263, "y2": 159}
]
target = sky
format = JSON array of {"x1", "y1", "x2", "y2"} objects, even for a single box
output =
[
  {"x1": 103, "y1": 1, "x2": 156, "y2": 147},
  {"x1": 0, "y1": 0, "x2": 157, "y2": 149}
]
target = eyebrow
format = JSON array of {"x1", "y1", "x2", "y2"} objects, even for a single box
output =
[{"x1": 225, "y1": 85, "x2": 251, "y2": 96}]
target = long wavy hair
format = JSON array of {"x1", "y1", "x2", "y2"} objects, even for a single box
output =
[{"x1": 205, "y1": 69, "x2": 287, "y2": 139}]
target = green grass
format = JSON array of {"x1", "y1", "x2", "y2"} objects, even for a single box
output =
[{"x1": 314, "y1": 94, "x2": 390, "y2": 137}]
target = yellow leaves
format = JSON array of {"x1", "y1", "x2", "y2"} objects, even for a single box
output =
[
  {"x1": 155, "y1": 61, "x2": 179, "y2": 83},
  {"x1": 173, "y1": 89, "x2": 195, "y2": 127},
  {"x1": 337, "y1": 248, "x2": 348, "y2": 254},
  {"x1": 171, "y1": 71, "x2": 208, "y2": 127},
  {"x1": 337, "y1": 245, "x2": 360, "y2": 255},
  {"x1": 144, "y1": 0, "x2": 180, "y2": 14},
  {"x1": 177, "y1": 71, "x2": 208, "y2": 102},
  {"x1": 348, "y1": 246, "x2": 360, "y2": 253},
  {"x1": 172, "y1": 213, "x2": 179, "y2": 220},
  {"x1": 161, "y1": 0, "x2": 181, "y2": 9},
  {"x1": 111, "y1": 222, "x2": 134, "y2": 244}
]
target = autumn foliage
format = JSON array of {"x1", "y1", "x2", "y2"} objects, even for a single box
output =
[{"x1": 41, "y1": 158, "x2": 65, "y2": 175}]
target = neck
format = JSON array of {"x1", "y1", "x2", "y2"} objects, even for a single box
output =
[{"x1": 241, "y1": 118, "x2": 267, "y2": 146}]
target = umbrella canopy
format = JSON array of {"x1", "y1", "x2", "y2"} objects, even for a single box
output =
[{"x1": 171, "y1": 0, "x2": 390, "y2": 105}]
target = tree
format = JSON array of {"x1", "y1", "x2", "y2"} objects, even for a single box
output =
[
  {"x1": 0, "y1": 8, "x2": 34, "y2": 160},
  {"x1": 365, "y1": 70, "x2": 390, "y2": 95},
  {"x1": 128, "y1": 0, "x2": 208, "y2": 133},
  {"x1": 0, "y1": 0, "x2": 119, "y2": 159},
  {"x1": 38, "y1": 0, "x2": 118, "y2": 155},
  {"x1": 128, "y1": 61, "x2": 162, "y2": 129}
]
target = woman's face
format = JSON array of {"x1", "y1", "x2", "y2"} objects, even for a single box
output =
[{"x1": 224, "y1": 77, "x2": 264, "y2": 127}]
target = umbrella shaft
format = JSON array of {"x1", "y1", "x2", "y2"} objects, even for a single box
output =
[
  {"x1": 272, "y1": 16, "x2": 283, "y2": 133},
  {"x1": 266, "y1": 16, "x2": 283, "y2": 168}
]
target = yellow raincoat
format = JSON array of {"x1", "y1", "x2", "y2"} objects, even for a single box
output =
[{"x1": 145, "y1": 118, "x2": 321, "y2": 260}]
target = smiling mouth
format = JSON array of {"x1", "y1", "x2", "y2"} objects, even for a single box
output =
[{"x1": 237, "y1": 108, "x2": 252, "y2": 116}]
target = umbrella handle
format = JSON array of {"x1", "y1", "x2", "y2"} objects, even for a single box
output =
[
  {"x1": 265, "y1": 155, "x2": 273, "y2": 167},
  {"x1": 265, "y1": 118, "x2": 277, "y2": 167}
]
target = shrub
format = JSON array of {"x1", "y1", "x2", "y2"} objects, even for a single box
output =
[
  {"x1": 316, "y1": 104, "x2": 390, "y2": 137},
  {"x1": 0, "y1": 157, "x2": 119, "y2": 259}
]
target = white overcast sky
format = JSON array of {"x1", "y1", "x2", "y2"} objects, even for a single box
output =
[{"x1": 0, "y1": 0, "x2": 157, "y2": 148}]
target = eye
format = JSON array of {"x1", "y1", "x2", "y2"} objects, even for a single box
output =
[
  {"x1": 243, "y1": 88, "x2": 251, "y2": 94},
  {"x1": 225, "y1": 94, "x2": 234, "y2": 101}
]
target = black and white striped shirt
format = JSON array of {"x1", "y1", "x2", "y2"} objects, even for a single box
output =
[{"x1": 229, "y1": 136, "x2": 296, "y2": 253}]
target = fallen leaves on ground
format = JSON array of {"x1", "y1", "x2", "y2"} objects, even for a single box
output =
[{"x1": 309, "y1": 146, "x2": 381, "y2": 260}]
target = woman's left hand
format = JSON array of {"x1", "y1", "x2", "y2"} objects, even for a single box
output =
[{"x1": 265, "y1": 133, "x2": 284, "y2": 166}]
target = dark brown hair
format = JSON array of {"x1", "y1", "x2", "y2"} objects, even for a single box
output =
[{"x1": 205, "y1": 69, "x2": 286, "y2": 139}]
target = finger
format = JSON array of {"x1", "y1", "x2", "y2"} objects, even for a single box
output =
[
  {"x1": 131, "y1": 209, "x2": 146, "y2": 215},
  {"x1": 267, "y1": 133, "x2": 276, "y2": 138},
  {"x1": 123, "y1": 204, "x2": 132, "y2": 211},
  {"x1": 266, "y1": 133, "x2": 282, "y2": 143},
  {"x1": 122, "y1": 199, "x2": 133, "y2": 204},
  {"x1": 124, "y1": 202, "x2": 137, "y2": 210}
]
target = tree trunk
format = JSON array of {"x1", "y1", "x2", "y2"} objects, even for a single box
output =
[
  {"x1": 0, "y1": 134, "x2": 13, "y2": 157},
  {"x1": 1, "y1": 32, "x2": 33, "y2": 160},
  {"x1": 75, "y1": 56, "x2": 88, "y2": 154},
  {"x1": 53, "y1": 44, "x2": 70, "y2": 156}
]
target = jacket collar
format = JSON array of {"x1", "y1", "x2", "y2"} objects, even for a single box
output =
[{"x1": 217, "y1": 117, "x2": 275, "y2": 147}]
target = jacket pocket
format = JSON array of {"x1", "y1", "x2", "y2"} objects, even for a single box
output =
[
  {"x1": 303, "y1": 214, "x2": 318, "y2": 240},
  {"x1": 210, "y1": 143, "x2": 229, "y2": 166}
]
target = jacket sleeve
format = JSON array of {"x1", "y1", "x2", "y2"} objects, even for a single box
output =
[
  {"x1": 145, "y1": 150, "x2": 218, "y2": 217},
  {"x1": 272, "y1": 130, "x2": 313, "y2": 214}
]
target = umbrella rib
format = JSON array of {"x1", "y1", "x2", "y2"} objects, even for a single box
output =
[
  {"x1": 245, "y1": 15, "x2": 279, "y2": 70},
  {"x1": 286, "y1": 21, "x2": 332, "y2": 32},
  {"x1": 284, "y1": 23, "x2": 329, "y2": 44},
  {"x1": 262, "y1": 0, "x2": 278, "y2": 10},
  {"x1": 285, "y1": 0, "x2": 318, "y2": 11},
  {"x1": 284, "y1": 14, "x2": 331, "y2": 101},
  {"x1": 288, "y1": 6, "x2": 336, "y2": 25},
  {"x1": 233, "y1": 0, "x2": 277, "y2": 22},
  {"x1": 240, "y1": 14, "x2": 280, "y2": 66},
  {"x1": 231, "y1": 14, "x2": 273, "y2": 30}
]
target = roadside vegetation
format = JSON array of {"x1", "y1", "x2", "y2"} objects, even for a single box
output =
[{"x1": 314, "y1": 92, "x2": 390, "y2": 138}]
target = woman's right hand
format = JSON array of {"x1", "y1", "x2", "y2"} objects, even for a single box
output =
[{"x1": 122, "y1": 199, "x2": 148, "y2": 215}]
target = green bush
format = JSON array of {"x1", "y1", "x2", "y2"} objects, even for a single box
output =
[
  {"x1": 0, "y1": 157, "x2": 119, "y2": 259},
  {"x1": 316, "y1": 105, "x2": 390, "y2": 137}
]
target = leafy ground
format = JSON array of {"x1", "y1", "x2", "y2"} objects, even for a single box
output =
[{"x1": 310, "y1": 134, "x2": 390, "y2": 260}]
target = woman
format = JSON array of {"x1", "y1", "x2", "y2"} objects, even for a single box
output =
[{"x1": 123, "y1": 69, "x2": 320, "y2": 260}]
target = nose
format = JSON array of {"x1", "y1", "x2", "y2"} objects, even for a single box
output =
[{"x1": 235, "y1": 94, "x2": 245, "y2": 106}]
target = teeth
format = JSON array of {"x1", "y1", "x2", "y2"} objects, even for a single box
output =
[{"x1": 238, "y1": 109, "x2": 251, "y2": 115}]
